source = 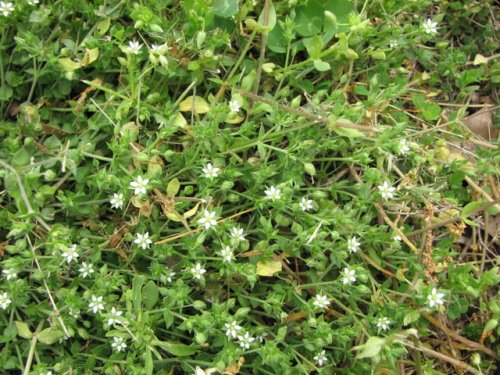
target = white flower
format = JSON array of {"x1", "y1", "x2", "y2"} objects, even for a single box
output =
[
  {"x1": 427, "y1": 288, "x2": 445, "y2": 308},
  {"x1": 393, "y1": 235, "x2": 402, "y2": 242},
  {"x1": 61, "y1": 245, "x2": 79, "y2": 264},
  {"x1": 191, "y1": 263, "x2": 207, "y2": 280},
  {"x1": 202, "y1": 163, "x2": 220, "y2": 179},
  {"x1": 125, "y1": 40, "x2": 142, "y2": 55},
  {"x1": 107, "y1": 306, "x2": 124, "y2": 326},
  {"x1": 264, "y1": 186, "x2": 281, "y2": 201},
  {"x1": 2, "y1": 269, "x2": 17, "y2": 280},
  {"x1": 88, "y1": 295, "x2": 105, "y2": 314},
  {"x1": 68, "y1": 308, "x2": 80, "y2": 319},
  {"x1": 378, "y1": 181, "x2": 396, "y2": 200},
  {"x1": 376, "y1": 317, "x2": 391, "y2": 331},
  {"x1": 299, "y1": 197, "x2": 313, "y2": 211},
  {"x1": 129, "y1": 176, "x2": 150, "y2": 195},
  {"x1": 78, "y1": 262, "x2": 95, "y2": 278},
  {"x1": 237, "y1": 332, "x2": 255, "y2": 349},
  {"x1": 398, "y1": 139, "x2": 410, "y2": 155},
  {"x1": 422, "y1": 18, "x2": 438, "y2": 35},
  {"x1": 314, "y1": 350, "x2": 328, "y2": 367},
  {"x1": 257, "y1": 332, "x2": 268, "y2": 343},
  {"x1": 389, "y1": 40, "x2": 398, "y2": 48},
  {"x1": 111, "y1": 337, "x2": 127, "y2": 352},
  {"x1": 347, "y1": 236, "x2": 361, "y2": 253},
  {"x1": 0, "y1": 292, "x2": 12, "y2": 309},
  {"x1": 224, "y1": 320, "x2": 242, "y2": 338},
  {"x1": 150, "y1": 44, "x2": 162, "y2": 53},
  {"x1": 220, "y1": 246, "x2": 234, "y2": 263},
  {"x1": 198, "y1": 210, "x2": 218, "y2": 230},
  {"x1": 341, "y1": 268, "x2": 356, "y2": 285},
  {"x1": 134, "y1": 232, "x2": 152, "y2": 250},
  {"x1": 229, "y1": 227, "x2": 245, "y2": 242},
  {"x1": 312, "y1": 294, "x2": 330, "y2": 310},
  {"x1": 0, "y1": 1, "x2": 14, "y2": 16},
  {"x1": 28, "y1": 0, "x2": 39, "y2": 5},
  {"x1": 164, "y1": 269, "x2": 175, "y2": 283},
  {"x1": 110, "y1": 193, "x2": 124, "y2": 209},
  {"x1": 229, "y1": 100, "x2": 241, "y2": 113}
]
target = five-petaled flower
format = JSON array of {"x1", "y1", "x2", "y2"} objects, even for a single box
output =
[
  {"x1": 422, "y1": 19, "x2": 438, "y2": 34},
  {"x1": 107, "y1": 306, "x2": 123, "y2": 326},
  {"x1": 376, "y1": 317, "x2": 391, "y2": 331},
  {"x1": 110, "y1": 193, "x2": 124, "y2": 209},
  {"x1": 264, "y1": 186, "x2": 281, "y2": 201},
  {"x1": 78, "y1": 262, "x2": 94, "y2": 278},
  {"x1": 229, "y1": 100, "x2": 241, "y2": 113},
  {"x1": 88, "y1": 295, "x2": 105, "y2": 314},
  {"x1": 0, "y1": 292, "x2": 12, "y2": 309},
  {"x1": 230, "y1": 227, "x2": 245, "y2": 242},
  {"x1": 314, "y1": 350, "x2": 328, "y2": 367},
  {"x1": 111, "y1": 337, "x2": 127, "y2": 352},
  {"x1": 202, "y1": 163, "x2": 220, "y2": 179},
  {"x1": 427, "y1": 288, "x2": 445, "y2": 308},
  {"x1": 312, "y1": 294, "x2": 330, "y2": 310},
  {"x1": 191, "y1": 263, "x2": 207, "y2": 280},
  {"x1": 134, "y1": 232, "x2": 152, "y2": 250},
  {"x1": 237, "y1": 331, "x2": 255, "y2": 349},
  {"x1": 224, "y1": 320, "x2": 242, "y2": 339},
  {"x1": 347, "y1": 237, "x2": 361, "y2": 253},
  {"x1": 62, "y1": 245, "x2": 79, "y2": 264},
  {"x1": 299, "y1": 197, "x2": 313, "y2": 211},
  {"x1": 198, "y1": 210, "x2": 218, "y2": 229},
  {"x1": 0, "y1": 1, "x2": 14, "y2": 16},
  {"x1": 129, "y1": 176, "x2": 150, "y2": 195},
  {"x1": 2, "y1": 269, "x2": 17, "y2": 280},
  {"x1": 125, "y1": 40, "x2": 142, "y2": 55},
  {"x1": 378, "y1": 181, "x2": 396, "y2": 200},
  {"x1": 341, "y1": 268, "x2": 356, "y2": 285},
  {"x1": 220, "y1": 246, "x2": 234, "y2": 263}
]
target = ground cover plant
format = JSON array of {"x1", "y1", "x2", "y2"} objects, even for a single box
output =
[{"x1": 0, "y1": 0, "x2": 499, "y2": 374}]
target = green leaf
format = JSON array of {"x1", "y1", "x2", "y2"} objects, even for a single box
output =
[
  {"x1": 81, "y1": 48, "x2": 99, "y2": 67},
  {"x1": 58, "y1": 58, "x2": 81, "y2": 72},
  {"x1": 38, "y1": 327, "x2": 65, "y2": 345},
  {"x1": 179, "y1": 96, "x2": 210, "y2": 114},
  {"x1": 461, "y1": 200, "x2": 487, "y2": 219},
  {"x1": 303, "y1": 162, "x2": 316, "y2": 176},
  {"x1": 313, "y1": 59, "x2": 330, "y2": 72},
  {"x1": 295, "y1": 0, "x2": 324, "y2": 36},
  {"x1": 143, "y1": 281, "x2": 160, "y2": 310},
  {"x1": 132, "y1": 275, "x2": 145, "y2": 315},
  {"x1": 97, "y1": 17, "x2": 111, "y2": 35},
  {"x1": 144, "y1": 346, "x2": 154, "y2": 375},
  {"x1": 15, "y1": 322, "x2": 33, "y2": 339},
  {"x1": 167, "y1": 178, "x2": 180, "y2": 198},
  {"x1": 304, "y1": 35, "x2": 324, "y2": 60},
  {"x1": 213, "y1": 0, "x2": 239, "y2": 18},
  {"x1": 258, "y1": 0, "x2": 276, "y2": 32},
  {"x1": 403, "y1": 310, "x2": 421, "y2": 325},
  {"x1": 331, "y1": 124, "x2": 365, "y2": 138},
  {"x1": 354, "y1": 336, "x2": 386, "y2": 359},
  {"x1": 161, "y1": 343, "x2": 198, "y2": 356}
]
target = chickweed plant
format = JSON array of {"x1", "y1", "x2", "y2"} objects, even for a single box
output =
[{"x1": 0, "y1": 0, "x2": 499, "y2": 374}]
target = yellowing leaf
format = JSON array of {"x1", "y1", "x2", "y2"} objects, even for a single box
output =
[
  {"x1": 173, "y1": 112, "x2": 187, "y2": 128},
  {"x1": 179, "y1": 96, "x2": 210, "y2": 114},
  {"x1": 225, "y1": 114, "x2": 245, "y2": 124},
  {"x1": 59, "y1": 58, "x2": 82, "y2": 72},
  {"x1": 473, "y1": 54, "x2": 488, "y2": 65},
  {"x1": 81, "y1": 48, "x2": 99, "y2": 67},
  {"x1": 256, "y1": 259, "x2": 282, "y2": 276}
]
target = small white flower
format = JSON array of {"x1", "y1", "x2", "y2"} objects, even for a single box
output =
[
  {"x1": 150, "y1": 43, "x2": 162, "y2": 53},
  {"x1": 422, "y1": 18, "x2": 438, "y2": 35},
  {"x1": 0, "y1": 1, "x2": 14, "y2": 16},
  {"x1": 88, "y1": 295, "x2": 105, "y2": 314},
  {"x1": 125, "y1": 40, "x2": 142, "y2": 55},
  {"x1": 198, "y1": 210, "x2": 218, "y2": 230},
  {"x1": 28, "y1": 0, "x2": 39, "y2": 5},
  {"x1": 314, "y1": 350, "x2": 328, "y2": 367},
  {"x1": 264, "y1": 186, "x2": 281, "y2": 201},
  {"x1": 376, "y1": 317, "x2": 391, "y2": 331},
  {"x1": 398, "y1": 139, "x2": 410, "y2": 155},
  {"x1": 299, "y1": 197, "x2": 313, "y2": 211},
  {"x1": 237, "y1": 331, "x2": 255, "y2": 349},
  {"x1": 220, "y1": 246, "x2": 234, "y2": 263},
  {"x1": 134, "y1": 232, "x2": 153, "y2": 250},
  {"x1": 107, "y1": 306, "x2": 124, "y2": 326},
  {"x1": 229, "y1": 227, "x2": 245, "y2": 242},
  {"x1": 427, "y1": 288, "x2": 445, "y2": 308},
  {"x1": 257, "y1": 332, "x2": 268, "y2": 343},
  {"x1": 164, "y1": 269, "x2": 175, "y2": 283},
  {"x1": 0, "y1": 292, "x2": 12, "y2": 309},
  {"x1": 68, "y1": 308, "x2": 80, "y2": 319},
  {"x1": 229, "y1": 100, "x2": 240, "y2": 113},
  {"x1": 129, "y1": 176, "x2": 150, "y2": 195},
  {"x1": 61, "y1": 245, "x2": 79, "y2": 264},
  {"x1": 110, "y1": 193, "x2": 124, "y2": 209},
  {"x1": 2, "y1": 269, "x2": 17, "y2": 280},
  {"x1": 312, "y1": 294, "x2": 330, "y2": 310},
  {"x1": 378, "y1": 181, "x2": 396, "y2": 200},
  {"x1": 78, "y1": 262, "x2": 95, "y2": 278},
  {"x1": 224, "y1": 320, "x2": 242, "y2": 338},
  {"x1": 202, "y1": 163, "x2": 220, "y2": 179},
  {"x1": 347, "y1": 236, "x2": 361, "y2": 253},
  {"x1": 111, "y1": 336, "x2": 127, "y2": 352},
  {"x1": 389, "y1": 40, "x2": 398, "y2": 48},
  {"x1": 191, "y1": 263, "x2": 207, "y2": 280},
  {"x1": 341, "y1": 268, "x2": 356, "y2": 285},
  {"x1": 393, "y1": 235, "x2": 402, "y2": 242}
]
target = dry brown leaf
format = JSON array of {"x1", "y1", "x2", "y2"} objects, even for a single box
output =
[
  {"x1": 224, "y1": 356, "x2": 245, "y2": 375},
  {"x1": 462, "y1": 110, "x2": 497, "y2": 141}
]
